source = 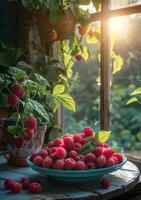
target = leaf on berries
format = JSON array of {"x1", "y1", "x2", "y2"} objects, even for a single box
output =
[
  {"x1": 111, "y1": 147, "x2": 124, "y2": 154},
  {"x1": 8, "y1": 125, "x2": 27, "y2": 136},
  {"x1": 95, "y1": 130, "x2": 111, "y2": 143},
  {"x1": 79, "y1": 142, "x2": 93, "y2": 154}
]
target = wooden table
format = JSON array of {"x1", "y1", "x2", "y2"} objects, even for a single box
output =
[{"x1": 0, "y1": 155, "x2": 140, "y2": 200}]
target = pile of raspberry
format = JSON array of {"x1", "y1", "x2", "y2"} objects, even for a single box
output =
[
  {"x1": 4, "y1": 177, "x2": 41, "y2": 193},
  {"x1": 31, "y1": 127, "x2": 123, "y2": 170}
]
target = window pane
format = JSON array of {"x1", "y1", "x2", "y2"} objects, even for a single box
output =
[
  {"x1": 110, "y1": 14, "x2": 141, "y2": 151},
  {"x1": 111, "y1": 0, "x2": 141, "y2": 9}
]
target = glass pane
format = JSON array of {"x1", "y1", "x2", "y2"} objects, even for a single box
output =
[
  {"x1": 111, "y1": 0, "x2": 141, "y2": 9},
  {"x1": 110, "y1": 13, "x2": 141, "y2": 151},
  {"x1": 64, "y1": 22, "x2": 100, "y2": 134}
]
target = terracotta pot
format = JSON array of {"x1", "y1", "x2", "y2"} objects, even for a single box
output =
[
  {"x1": 0, "y1": 108, "x2": 9, "y2": 144},
  {"x1": 5, "y1": 121, "x2": 47, "y2": 167},
  {"x1": 35, "y1": 9, "x2": 77, "y2": 41}
]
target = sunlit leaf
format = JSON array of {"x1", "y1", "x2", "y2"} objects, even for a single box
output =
[
  {"x1": 126, "y1": 97, "x2": 138, "y2": 105},
  {"x1": 81, "y1": 46, "x2": 89, "y2": 60},
  {"x1": 131, "y1": 87, "x2": 141, "y2": 95},
  {"x1": 113, "y1": 55, "x2": 123, "y2": 74},
  {"x1": 53, "y1": 84, "x2": 65, "y2": 95},
  {"x1": 95, "y1": 130, "x2": 111, "y2": 142},
  {"x1": 92, "y1": 0, "x2": 101, "y2": 11},
  {"x1": 58, "y1": 94, "x2": 76, "y2": 112},
  {"x1": 86, "y1": 35, "x2": 98, "y2": 44}
]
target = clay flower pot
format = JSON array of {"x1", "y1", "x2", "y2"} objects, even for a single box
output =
[
  {"x1": 35, "y1": 9, "x2": 77, "y2": 41},
  {"x1": 5, "y1": 120, "x2": 47, "y2": 167}
]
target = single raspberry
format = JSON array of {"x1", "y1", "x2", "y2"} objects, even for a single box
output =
[
  {"x1": 96, "y1": 155, "x2": 106, "y2": 168},
  {"x1": 96, "y1": 141, "x2": 103, "y2": 147},
  {"x1": 75, "y1": 54, "x2": 82, "y2": 61},
  {"x1": 39, "y1": 149, "x2": 48, "y2": 158},
  {"x1": 4, "y1": 179, "x2": 15, "y2": 189},
  {"x1": 75, "y1": 155, "x2": 85, "y2": 162},
  {"x1": 113, "y1": 153, "x2": 123, "y2": 163},
  {"x1": 73, "y1": 133, "x2": 82, "y2": 143},
  {"x1": 63, "y1": 136, "x2": 74, "y2": 149},
  {"x1": 19, "y1": 177, "x2": 30, "y2": 189},
  {"x1": 54, "y1": 147, "x2": 67, "y2": 159},
  {"x1": 50, "y1": 147, "x2": 57, "y2": 154},
  {"x1": 63, "y1": 133, "x2": 72, "y2": 138},
  {"x1": 79, "y1": 26, "x2": 87, "y2": 36},
  {"x1": 103, "y1": 148, "x2": 114, "y2": 158},
  {"x1": 49, "y1": 30, "x2": 58, "y2": 41},
  {"x1": 85, "y1": 153, "x2": 96, "y2": 162},
  {"x1": 80, "y1": 132, "x2": 85, "y2": 138},
  {"x1": 8, "y1": 94, "x2": 20, "y2": 106},
  {"x1": 12, "y1": 136, "x2": 24, "y2": 148},
  {"x1": 42, "y1": 157, "x2": 53, "y2": 168},
  {"x1": 106, "y1": 157, "x2": 115, "y2": 167},
  {"x1": 101, "y1": 178, "x2": 111, "y2": 189},
  {"x1": 47, "y1": 141, "x2": 54, "y2": 148},
  {"x1": 28, "y1": 182, "x2": 41, "y2": 193},
  {"x1": 81, "y1": 138, "x2": 88, "y2": 145},
  {"x1": 83, "y1": 127, "x2": 94, "y2": 137},
  {"x1": 74, "y1": 142, "x2": 82, "y2": 152},
  {"x1": 64, "y1": 158, "x2": 76, "y2": 170},
  {"x1": 93, "y1": 147, "x2": 103, "y2": 157},
  {"x1": 33, "y1": 156, "x2": 43, "y2": 166},
  {"x1": 10, "y1": 182, "x2": 22, "y2": 193},
  {"x1": 24, "y1": 129, "x2": 34, "y2": 141},
  {"x1": 53, "y1": 138, "x2": 64, "y2": 147},
  {"x1": 52, "y1": 159, "x2": 65, "y2": 170},
  {"x1": 67, "y1": 150, "x2": 77, "y2": 159},
  {"x1": 11, "y1": 84, "x2": 25, "y2": 98},
  {"x1": 86, "y1": 162, "x2": 96, "y2": 170},
  {"x1": 102, "y1": 143, "x2": 109, "y2": 148},
  {"x1": 31, "y1": 152, "x2": 38, "y2": 161},
  {"x1": 112, "y1": 156, "x2": 118, "y2": 165},
  {"x1": 31, "y1": 178, "x2": 41, "y2": 184},
  {"x1": 75, "y1": 161, "x2": 85, "y2": 170},
  {"x1": 25, "y1": 116, "x2": 37, "y2": 129}
]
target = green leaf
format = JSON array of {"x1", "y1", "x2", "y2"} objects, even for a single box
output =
[
  {"x1": 28, "y1": 99, "x2": 50, "y2": 122},
  {"x1": 58, "y1": 94, "x2": 76, "y2": 112},
  {"x1": 8, "y1": 125, "x2": 26, "y2": 136},
  {"x1": 34, "y1": 73, "x2": 50, "y2": 87},
  {"x1": 92, "y1": 0, "x2": 101, "y2": 11},
  {"x1": 95, "y1": 130, "x2": 111, "y2": 143},
  {"x1": 126, "y1": 97, "x2": 138, "y2": 105},
  {"x1": 113, "y1": 55, "x2": 123, "y2": 74},
  {"x1": 111, "y1": 146, "x2": 124, "y2": 154},
  {"x1": 81, "y1": 46, "x2": 90, "y2": 60},
  {"x1": 53, "y1": 84, "x2": 65, "y2": 95},
  {"x1": 86, "y1": 35, "x2": 98, "y2": 44},
  {"x1": 76, "y1": 0, "x2": 91, "y2": 5},
  {"x1": 131, "y1": 87, "x2": 141, "y2": 95},
  {"x1": 79, "y1": 142, "x2": 93, "y2": 154}
]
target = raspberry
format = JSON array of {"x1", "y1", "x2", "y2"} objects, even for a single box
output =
[
  {"x1": 8, "y1": 94, "x2": 20, "y2": 106},
  {"x1": 80, "y1": 132, "x2": 85, "y2": 138},
  {"x1": 74, "y1": 142, "x2": 82, "y2": 152},
  {"x1": 47, "y1": 141, "x2": 54, "y2": 148},
  {"x1": 112, "y1": 156, "x2": 118, "y2": 165},
  {"x1": 24, "y1": 129, "x2": 34, "y2": 141},
  {"x1": 81, "y1": 138, "x2": 88, "y2": 145},
  {"x1": 96, "y1": 141, "x2": 103, "y2": 147},
  {"x1": 25, "y1": 116, "x2": 37, "y2": 129},
  {"x1": 11, "y1": 84, "x2": 25, "y2": 98},
  {"x1": 64, "y1": 158, "x2": 76, "y2": 170},
  {"x1": 10, "y1": 182, "x2": 22, "y2": 193},
  {"x1": 113, "y1": 153, "x2": 123, "y2": 163},
  {"x1": 28, "y1": 182, "x2": 41, "y2": 193},
  {"x1": 102, "y1": 143, "x2": 109, "y2": 148},
  {"x1": 31, "y1": 152, "x2": 37, "y2": 161},
  {"x1": 75, "y1": 161, "x2": 85, "y2": 170},
  {"x1": 63, "y1": 133, "x2": 72, "y2": 138},
  {"x1": 75, "y1": 155, "x2": 85, "y2": 162},
  {"x1": 39, "y1": 149, "x2": 48, "y2": 158},
  {"x1": 75, "y1": 54, "x2": 82, "y2": 61},
  {"x1": 19, "y1": 177, "x2": 30, "y2": 189},
  {"x1": 93, "y1": 147, "x2": 103, "y2": 157},
  {"x1": 106, "y1": 158, "x2": 115, "y2": 167},
  {"x1": 52, "y1": 159, "x2": 65, "y2": 169},
  {"x1": 101, "y1": 178, "x2": 111, "y2": 189},
  {"x1": 53, "y1": 138, "x2": 64, "y2": 147},
  {"x1": 49, "y1": 30, "x2": 58, "y2": 41},
  {"x1": 86, "y1": 162, "x2": 96, "y2": 169},
  {"x1": 63, "y1": 136, "x2": 74, "y2": 149},
  {"x1": 33, "y1": 156, "x2": 43, "y2": 166},
  {"x1": 67, "y1": 150, "x2": 77, "y2": 159},
  {"x1": 4, "y1": 179, "x2": 15, "y2": 189},
  {"x1": 103, "y1": 148, "x2": 114, "y2": 158},
  {"x1": 83, "y1": 127, "x2": 94, "y2": 137},
  {"x1": 12, "y1": 136, "x2": 24, "y2": 148},
  {"x1": 73, "y1": 133, "x2": 82, "y2": 143},
  {"x1": 31, "y1": 178, "x2": 41, "y2": 184},
  {"x1": 96, "y1": 155, "x2": 106, "y2": 168},
  {"x1": 54, "y1": 147, "x2": 67, "y2": 159},
  {"x1": 42, "y1": 157, "x2": 53, "y2": 168},
  {"x1": 79, "y1": 26, "x2": 87, "y2": 36},
  {"x1": 85, "y1": 153, "x2": 96, "y2": 162}
]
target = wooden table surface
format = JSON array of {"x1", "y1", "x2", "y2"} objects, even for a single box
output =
[{"x1": 0, "y1": 155, "x2": 140, "y2": 200}]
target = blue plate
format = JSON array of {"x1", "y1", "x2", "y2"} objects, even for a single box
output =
[{"x1": 27, "y1": 156, "x2": 127, "y2": 183}]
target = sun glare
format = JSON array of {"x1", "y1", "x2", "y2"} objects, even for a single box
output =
[{"x1": 109, "y1": 18, "x2": 127, "y2": 34}]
